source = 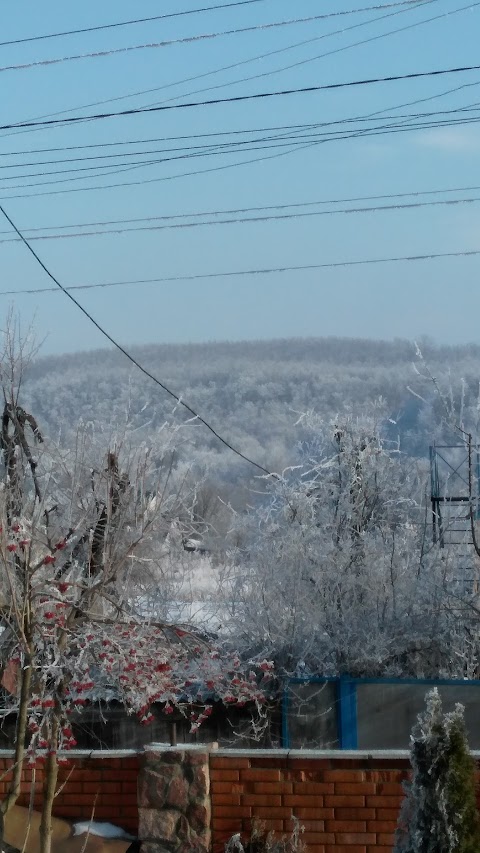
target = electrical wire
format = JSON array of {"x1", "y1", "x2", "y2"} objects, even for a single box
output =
[
  {"x1": 0, "y1": 204, "x2": 275, "y2": 477},
  {"x1": 0, "y1": 182, "x2": 478, "y2": 235},
  {"x1": 0, "y1": 10, "x2": 412, "y2": 76},
  {"x1": 1, "y1": 249, "x2": 479, "y2": 298},
  {"x1": 1, "y1": 182, "x2": 476, "y2": 239},
  {"x1": 2, "y1": 108, "x2": 480, "y2": 196},
  {"x1": 0, "y1": 196, "x2": 478, "y2": 244},
  {"x1": 0, "y1": 140, "x2": 326, "y2": 200},
  {"x1": 0, "y1": 103, "x2": 478, "y2": 178},
  {"x1": 3, "y1": 0, "x2": 435, "y2": 133},
  {"x1": 0, "y1": 2, "x2": 272, "y2": 48},
  {"x1": 142, "y1": 0, "x2": 456, "y2": 111},
  {"x1": 0, "y1": 123, "x2": 337, "y2": 157},
  {"x1": 3, "y1": 63, "x2": 480, "y2": 133},
  {"x1": 0, "y1": 0, "x2": 427, "y2": 48}
]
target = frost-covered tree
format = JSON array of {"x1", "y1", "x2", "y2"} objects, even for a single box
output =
[
  {"x1": 222, "y1": 410, "x2": 474, "y2": 678},
  {"x1": 395, "y1": 689, "x2": 480, "y2": 853},
  {"x1": 0, "y1": 324, "x2": 271, "y2": 853}
]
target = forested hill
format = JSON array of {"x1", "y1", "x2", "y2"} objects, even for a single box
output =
[{"x1": 22, "y1": 336, "x2": 480, "y2": 474}]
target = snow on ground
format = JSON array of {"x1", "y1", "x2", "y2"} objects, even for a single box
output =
[{"x1": 72, "y1": 823, "x2": 136, "y2": 840}]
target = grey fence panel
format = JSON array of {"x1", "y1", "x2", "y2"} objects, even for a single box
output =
[
  {"x1": 356, "y1": 682, "x2": 480, "y2": 749},
  {"x1": 286, "y1": 681, "x2": 338, "y2": 748}
]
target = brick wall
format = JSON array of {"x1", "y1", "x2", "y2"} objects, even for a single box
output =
[
  {"x1": 0, "y1": 747, "x2": 453, "y2": 852},
  {"x1": 210, "y1": 751, "x2": 411, "y2": 853},
  {"x1": 0, "y1": 751, "x2": 139, "y2": 835}
]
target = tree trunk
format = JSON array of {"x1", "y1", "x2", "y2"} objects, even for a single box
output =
[
  {"x1": 0, "y1": 645, "x2": 33, "y2": 833},
  {"x1": 39, "y1": 711, "x2": 60, "y2": 853}
]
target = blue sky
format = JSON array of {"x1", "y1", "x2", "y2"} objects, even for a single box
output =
[{"x1": 1, "y1": 0, "x2": 480, "y2": 354}]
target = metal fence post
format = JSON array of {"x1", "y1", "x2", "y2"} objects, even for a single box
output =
[
  {"x1": 282, "y1": 682, "x2": 290, "y2": 748},
  {"x1": 337, "y1": 676, "x2": 358, "y2": 749}
]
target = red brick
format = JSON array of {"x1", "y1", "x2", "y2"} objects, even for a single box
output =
[
  {"x1": 326, "y1": 846, "x2": 367, "y2": 853},
  {"x1": 96, "y1": 770, "x2": 121, "y2": 782},
  {"x1": 102, "y1": 782, "x2": 122, "y2": 794},
  {"x1": 325, "y1": 796, "x2": 365, "y2": 808},
  {"x1": 254, "y1": 782, "x2": 291, "y2": 795},
  {"x1": 211, "y1": 770, "x2": 240, "y2": 782},
  {"x1": 211, "y1": 757, "x2": 251, "y2": 769},
  {"x1": 289, "y1": 809, "x2": 333, "y2": 821},
  {"x1": 368, "y1": 848, "x2": 392, "y2": 853},
  {"x1": 293, "y1": 783, "x2": 334, "y2": 795},
  {"x1": 81, "y1": 783, "x2": 104, "y2": 794},
  {"x1": 364, "y1": 770, "x2": 405, "y2": 783},
  {"x1": 289, "y1": 759, "x2": 333, "y2": 771},
  {"x1": 285, "y1": 819, "x2": 332, "y2": 833},
  {"x1": 336, "y1": 809, "x2": 375, "y2": 821},
  {"x1": 301, "y1": 847, "x2": 325, "y2": 853},
  {"x1": 326, "y1": 821, "x2": 366, "y2": 833},
  {"x1": 365, "y1": 759, "x2": 409, "y2": 770},
  {"x1": 302, "y1": 834, "x2": 335, "y2": 845},
  {"x1": 212, "y1": 818, "x2": 248, "y2": 832},
  {"x1": 213, "y1": 806, "x2": 252, "y2": 818},
  {"x1": 251, "y1": 757, "x2": 289, "y2": 769},
  {"x1": 253, "y1": 821, "x2": 284, "y2": 832},
  {"x1": 378, "y1": 833, "x2": 395, "y2": 845},
  {"x1": 59, "y1": 794, "x2": 97, "y2": 806},
  {"x1": 212, "y1": 781, "x2": 243, "y2": 794},
  {"x1": 240, "y1": 769, "x2": 281, "y2": 782},
  {"x1": 335, "y1": 783, "x2": 376, "y2": 795},
  {"x1": 367, "y1": 820, "x2": 397, "y2": 833},
  {"x1": 120, "y1": 781, "x2": 138, "y2": 794},
  {"x1": 323, "y1": 771, "x2": 365, "y2": 782},
  {"x1": 377, "y1": 782, "x2": 406, "y2": 795},
  {"x1": 251, "y1": 807, "x2": 292, "y2": 820},
  {"x1": 377, "y1": 808, "x2": 401, "y2": 821},
  {"x1": 336, "y1": 834, "x2": 376, "y2": 845},
  {"x1": 284, "y1": 795, "x2": 323, "y2": 808},
  {"x1": 242, "y1": 795, "x2": 282, "y2": 807},
  {"x1": 93, "y1": 794, "x2": 124, "y2": 807},
  {"x1": 68, "y1": 770, "x2": 103, "y2": 783},
  {"x1": 366, "y1": 795, "x2": 402, "y2": 808},
  {"x1": 215, "y1": 793, "x2": 242, "y2": 806}
]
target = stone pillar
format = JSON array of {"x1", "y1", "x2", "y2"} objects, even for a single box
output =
[{"x1": 138, "y1": 745, "x2": 214, "y2": 853}]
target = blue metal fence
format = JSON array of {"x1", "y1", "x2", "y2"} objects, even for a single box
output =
[{"x1": 282, "y1": 675, "x2": 480, "y2": 750}]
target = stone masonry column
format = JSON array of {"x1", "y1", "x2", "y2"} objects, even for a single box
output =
[{"x1": 138, "y1": 744, "x2": 214, "y2": 853}]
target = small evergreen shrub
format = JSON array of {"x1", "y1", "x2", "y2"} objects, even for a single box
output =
[{"x1": 394, "y1": 688, "x2": 480, "y2": 853}]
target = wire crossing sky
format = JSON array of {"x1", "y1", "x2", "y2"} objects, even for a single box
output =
[{"x1": 1, "y1": 0, "x2": 480, "y2": 352}]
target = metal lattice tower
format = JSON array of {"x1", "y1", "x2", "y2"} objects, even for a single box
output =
[
  {"x1": 430, "y1": 443, "x2": 480, "y2": 548},
  {"x1": 430, "y1": 443, "x2": 480, "y2": 595}
]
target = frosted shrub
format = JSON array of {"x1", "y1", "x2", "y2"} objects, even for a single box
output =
[{"x1": 395, "y1": 689, "x2": 480, "y2": 853}]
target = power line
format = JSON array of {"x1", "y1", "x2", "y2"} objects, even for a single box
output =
[
  {"x1": 0, "y1": 141, "x2": 330, "y2": 200},
  {"x1": 0, "y1": 205, "x2": 275, "y2": 477},
  {"x1": 0, "y1": 181, "x2": 480, "y2": 234},
  {"x1": 2, "y1": 109, "x2": 480, "y2": 195},
  {"x1": 143, "y1": 0, "x2": 454, "y2": 111},
  {"x1": 19, "y1": 185, "x2": 480, "y2": 231},
  {"x1": 0, "y1": 1, "x2": 272, "y2": 48},
  {"x1": 0, "y1": 1, "x2": 429, "y2": 49},
  {"x1": 0, "y1": 103, "x2": 477, "y2": 177},
  {"x1": 3, "y1": 0, "x2": 435, "y2": 133},
  {"x1": 2, "y1": 183, "x2": 478, "y2": 235},
  {"x1": 0, "y1": 10, "x2": 409, "y2": 76},
  {"x1": 0, "y1": 195, "x2": 478, "y2": 243},
  {"x1": 3, "y1": 63, "x2": 480, "y2": 133},
  {"x1": 0, "y1": 118, "x2": 476, "y2": 201},
  {"x1": 2, "y1": 249, "x2": 479, "y2": 297},
  {"x1": 0, "y1": 123, "x2": 328, "y2": 157}
]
